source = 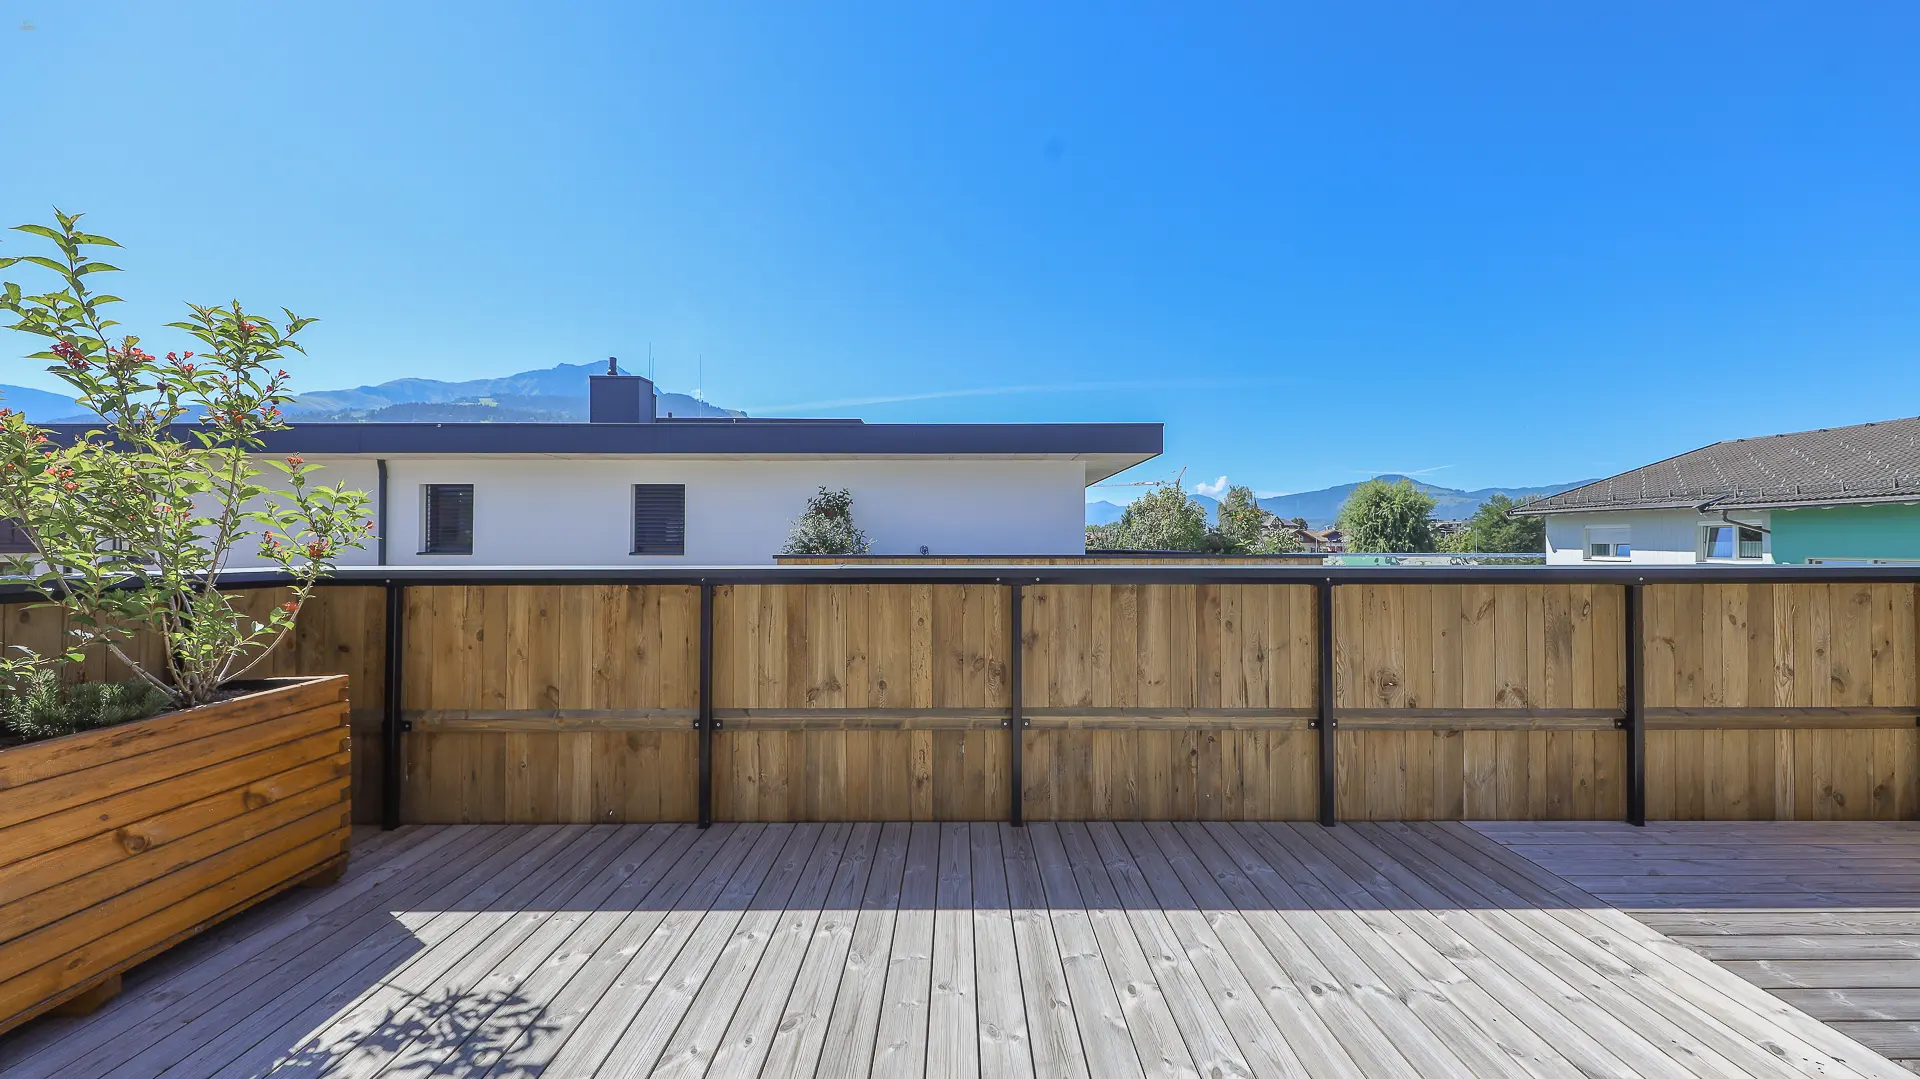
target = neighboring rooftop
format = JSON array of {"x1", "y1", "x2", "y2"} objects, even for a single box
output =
[
  {"x1": 1516, "y1": 414, "x2": 1920, "y2": 514},
  {"x1": 32, "y1": 361, "x2": 1165, "y2": 483},
  {"x1": 37, "y1": 420, "x2": 1165, "y2": 486}
]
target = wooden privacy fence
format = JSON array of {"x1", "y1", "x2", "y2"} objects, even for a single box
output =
[{"x1": 3, "y1": 571, "x2": 1916, "y2": 825}]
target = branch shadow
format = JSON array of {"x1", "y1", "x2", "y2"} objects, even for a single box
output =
[{"x1": 265, "y1": 982, "x2": 562, "y2": 1079}]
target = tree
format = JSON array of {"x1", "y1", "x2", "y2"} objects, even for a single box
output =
[
  {"x1": 1453, "y1": 494, "x2": 1545, "y2": 553},
  {"x1": 0, "y1": 211, "x2": 373, "y2": 707},
  {"x1": 1336, "y1": 478, "x2": 1437, "y2": 553},
  {"x1": 1089, "y1": 481, "x2": 1309, "y2": 555},
  {"x1": 780, "y1": 486, "x2": 870, "y2": 555},
  {"x1": 1251, "y1": 520, "x2": 1305, "y2": 554},
  {"x1": 1094, "y1": 482, "x2": 1207, "y2": 551},
  {"x1": 1212, "y1": 485, "x2": 1267, "y2": 552},
  {"x1": 1209, "y1": 485, "x2": 1303, "y2": 554}
]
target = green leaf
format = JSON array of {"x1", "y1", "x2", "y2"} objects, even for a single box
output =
[
  {"x1": 11, "y1": 224, "x2": 63, "y2": 242},
  {"x1": 73, "y1": 263, "x2": 121, "y2": 276},
  {"x1": 17, "y1": 256, "x2": 68, "y2": 274},
  {"x1": 69, "y1": 233, "x2": 122, "y2": 248}
]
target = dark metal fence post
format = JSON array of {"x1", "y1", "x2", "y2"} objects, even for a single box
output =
[
  {"x1": 698, "y1": 581, "x2": 714, "y2": 829},
  {"x1": 1625, "y1": 581, "x2": 1647, "y2": 826},
  {"x1": 380, "y1": 583, "x2": 405, "y2": 831},
  {"x1": 1317, "y1": 579, "x2": 1338, "y2": 827},
  {"x1": 1009, "y1": 582, "x2": 1025, "y2": 828}
]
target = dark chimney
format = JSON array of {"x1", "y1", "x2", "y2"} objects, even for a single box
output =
[{"x1": 589, "y1": 357, "x2": 656, "y2": 423}]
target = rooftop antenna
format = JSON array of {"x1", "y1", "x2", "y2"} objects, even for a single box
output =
[
  {"x1": 696, "y1": 354, "x2": 705, "y2": 403},
  {"x1": 647, "y1": 343, "x2": 655, "y2": 382},
  {"x1": 1091, "y1": 465, "x2": 1188, "y2": 490}
]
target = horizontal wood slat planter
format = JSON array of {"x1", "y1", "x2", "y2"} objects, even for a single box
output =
[{"x1": 0, "y1": 675, "x2": 352, "y2": 1037}]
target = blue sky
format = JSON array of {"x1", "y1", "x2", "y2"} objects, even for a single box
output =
[{"x1": 3, "y1": 3, "x2": 1917, "y2": 503}]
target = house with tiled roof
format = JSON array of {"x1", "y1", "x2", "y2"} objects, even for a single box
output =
[{"x1": 1514, "y1": 415, "x2": 1920, "y2": 565}]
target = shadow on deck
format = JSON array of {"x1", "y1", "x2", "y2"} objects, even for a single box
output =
[{"x1": 1, "y1": 819, "x2": 1915, "y2": 1078}]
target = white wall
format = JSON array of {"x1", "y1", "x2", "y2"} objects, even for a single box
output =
[
  {"x1": 1543, "y1": 509, "x2": 1774, "y2": 565},
  {"x1": 237, "y1": 456, "x2": 1089, "y2": 567}
]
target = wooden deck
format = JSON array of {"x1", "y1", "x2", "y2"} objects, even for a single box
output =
[
  {"x1": 1, "y1": 821, "x2": 1915, "y2": 1078},
  {"x1": 1476, "y1": 820, "x2": 1920, "y2": 1072}
]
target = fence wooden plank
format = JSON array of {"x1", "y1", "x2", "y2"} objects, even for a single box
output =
[{"x1": 8, "y1": 577, "x2": 1905, "y2": 828}]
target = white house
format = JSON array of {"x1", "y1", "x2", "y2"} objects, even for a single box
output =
[
  {"x1": 1515, "y1": 416, "x2": 1920, "y2": 566},
  {"x1": 29, "y1": 369, "x2": 1159, "y2": 567}
]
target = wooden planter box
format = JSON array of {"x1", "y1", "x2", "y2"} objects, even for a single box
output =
[{"x1": 0, "y1": 675, "x2": 352, "y2": 1035}]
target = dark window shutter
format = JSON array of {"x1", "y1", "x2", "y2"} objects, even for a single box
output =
[
  {"x1": 0, "y1": 517, "x2": 32, "y2": 554},
  {"x1": 632, "y1": 484, "x2": 686, "y2": 555},
  {"x1": 423, "y1": 485, "x2": 474, "y2": 555}
]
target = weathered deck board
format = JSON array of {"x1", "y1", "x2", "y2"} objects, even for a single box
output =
[
  {"x1": 0, "y1": 823, "x2": 471, "y2": 1077},
  {"x1": 1472, "y1": 819, "x2": 1920, "y2": 1076},
  {"x1": 966, "y1": 822, "x2": 1034, "y2": 1079},
  {"x1": 1372, "y1": 822, "x2": 1852, "y2": 1079},
  {"x1": 654, "y1": 823, "x2": 846, "y2": 1079},
  {"x1": 927, "y1": 823, "x2": 980, "y2": 1079},
  {"x1": 0, "y1": 822, "x2": 1912, "y2": 1078}
]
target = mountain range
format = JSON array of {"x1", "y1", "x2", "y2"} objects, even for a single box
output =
[
  {"x1": 1086, "y1": 475, "x2": 1594, "y2": 530},
  {"x1": 0, "y1": 382, "x2": 87, "y2": 422},
  {"x1": 0, "y1": 361, "x2": 742, "y2": 423}
]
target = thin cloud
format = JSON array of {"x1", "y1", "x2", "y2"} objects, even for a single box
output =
[
  {"x1": 1352, "y1": 465, "x2": 1454, "y2": 478},
  {"x1": 1193, "y1": 475, "x2": 1229, "y2": 498},
  {"x1": 745, "y1": 377, "x2": 1288, "y2": 415}
]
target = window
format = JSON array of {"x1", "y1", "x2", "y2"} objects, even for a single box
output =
[
  {"x1": 1702, "y1": 524, "x2": 1763, "y2": 561},
  {"x1": 422, "y1": 484, "x2": 474, "y2": 555},
  {"x1": 0, "y1": 517, "x2": 33, "y2": 554},
  {"x1": 632, "y1": 484, "x2": 686, "y2": 555},
  {"x1": 1584, "y1": 526, "x2": 1631, "y2": 561}
]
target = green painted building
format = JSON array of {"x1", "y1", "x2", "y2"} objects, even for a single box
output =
[{"x1": 1770, "y1": 502, "x2": 1920, "y2": 565}]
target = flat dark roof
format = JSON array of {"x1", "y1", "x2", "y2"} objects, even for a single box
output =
[{"x1": 38, "y1": 420, "x2": 1165, "y2": 484}]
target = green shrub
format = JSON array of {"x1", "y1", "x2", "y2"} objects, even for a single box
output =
[
  {"x1": 1, "y1": 667, "x2": 172, "y2": 743},
  {"x1": 780, "y1": 487, "x2": 871, "y2": 555}
]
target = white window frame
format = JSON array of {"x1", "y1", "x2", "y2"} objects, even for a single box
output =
[
  {"x1": 1699, "y1": 523, "x2": 1764, "y2": 562},
  {"x1": 1583, "y1": 526, "x2": 1631, "y2": 561}
]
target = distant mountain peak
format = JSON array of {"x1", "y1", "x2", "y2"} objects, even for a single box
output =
[
  {"x1": 12, "y1": 361, "x2": 746, "y2": 424},
  {"x1": 1253, "y1": 476, "x2": 1593, "y2": 527},
  {"x1": 0, "y1": 383, "x2": 84, "y2": 422},
  {"x1": 286, "y1": 360, "x2": 745, "y2": 422}
]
